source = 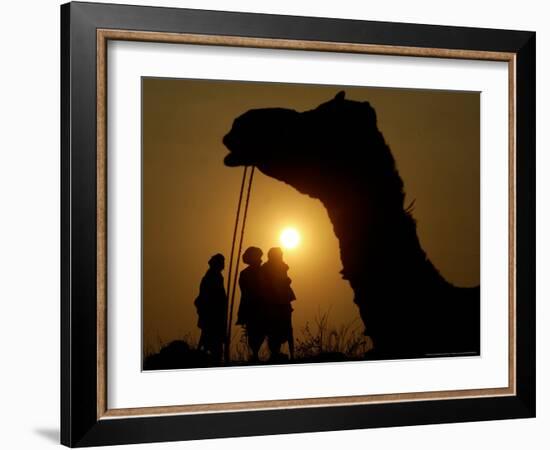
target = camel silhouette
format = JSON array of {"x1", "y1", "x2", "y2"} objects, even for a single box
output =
[{"x1": 223, "y1": 91, "x2": 480, "y2": 360}]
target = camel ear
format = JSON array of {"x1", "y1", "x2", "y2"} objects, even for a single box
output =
[{"x1": 334, "y1": 91, "x2": 346, "y2": 101}]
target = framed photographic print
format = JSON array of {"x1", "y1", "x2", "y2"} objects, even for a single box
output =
[{"x1": 61, "y1": 1, "x2": 536, "y2": 447}]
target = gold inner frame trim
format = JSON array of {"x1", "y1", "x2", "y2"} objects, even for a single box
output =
[{"x1": 96, "y1": 28, "x2": 517, "y2": 420}]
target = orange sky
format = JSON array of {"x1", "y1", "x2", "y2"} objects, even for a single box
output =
[{"x1": 142, "y1": 78, "x2": 480, "y2": 356}]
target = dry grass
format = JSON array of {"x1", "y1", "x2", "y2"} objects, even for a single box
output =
[
  {"x1": 144, "y1": 308, "x2": 373, "y2": 368},
  {"x1": 295, "y1": 308, "x2": 373, "y2": 359}
]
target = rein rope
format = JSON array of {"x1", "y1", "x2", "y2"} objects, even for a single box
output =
[{"x1": 224, "y1": 166, "x2": 255, "y2": 363}]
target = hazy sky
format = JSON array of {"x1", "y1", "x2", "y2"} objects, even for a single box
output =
[{"x1": 142, "y1": 78, "x2": 480, "y2": 355}]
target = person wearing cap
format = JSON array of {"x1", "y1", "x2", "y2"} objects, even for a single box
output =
[{"x1": 236, "y1": 246, "x2": 267, "y2": 362}]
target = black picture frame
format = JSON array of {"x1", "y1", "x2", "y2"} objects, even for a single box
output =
[{"x1": 61, "y1": 1, "x2": 536, "y2": 447}]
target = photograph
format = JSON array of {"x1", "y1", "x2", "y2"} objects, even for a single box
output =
[
  {"x1": 58, "y1": 2, "x2": 536, "y2": 446},
  {"x1": 141, "y1": 78, "x2": 481, "y2": 370}
]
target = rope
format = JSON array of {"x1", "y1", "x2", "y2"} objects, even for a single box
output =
[
  {"x1": 225, "y1": 167, "x2": 248, "y2": 312},
  {"x1": 225, "y1": 166, "x2": 255, "y2": 363},
  {"x1": 224, "y1": 166, "x2": 248, "y2": 363}
]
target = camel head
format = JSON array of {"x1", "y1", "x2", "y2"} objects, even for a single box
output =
[{"x1": 223, "y1": 91, "x2": 399, "y2": 203}]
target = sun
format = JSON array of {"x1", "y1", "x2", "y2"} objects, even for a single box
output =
[{"x1": 279, "y1": 227, "x2": 301, "y2": 250}]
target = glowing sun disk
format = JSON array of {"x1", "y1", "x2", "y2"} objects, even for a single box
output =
[{"x1": 280, "y1": 227, "x2": 301, "y2": 249}]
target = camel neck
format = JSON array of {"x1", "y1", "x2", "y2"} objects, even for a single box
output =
[{"x1": 322, "y1": 181, "x2": 449, "y2": 292}]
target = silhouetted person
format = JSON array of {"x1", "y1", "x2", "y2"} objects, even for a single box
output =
[
  {"x1": 236, "y1": 246, "x2": 266, "y2": 362},
  {"x1": 194, "y1": 253, "x2": 227, "y2": 363},
  {"x1": 261, "y1": 247, "x2": 296, "y2": 361}
]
